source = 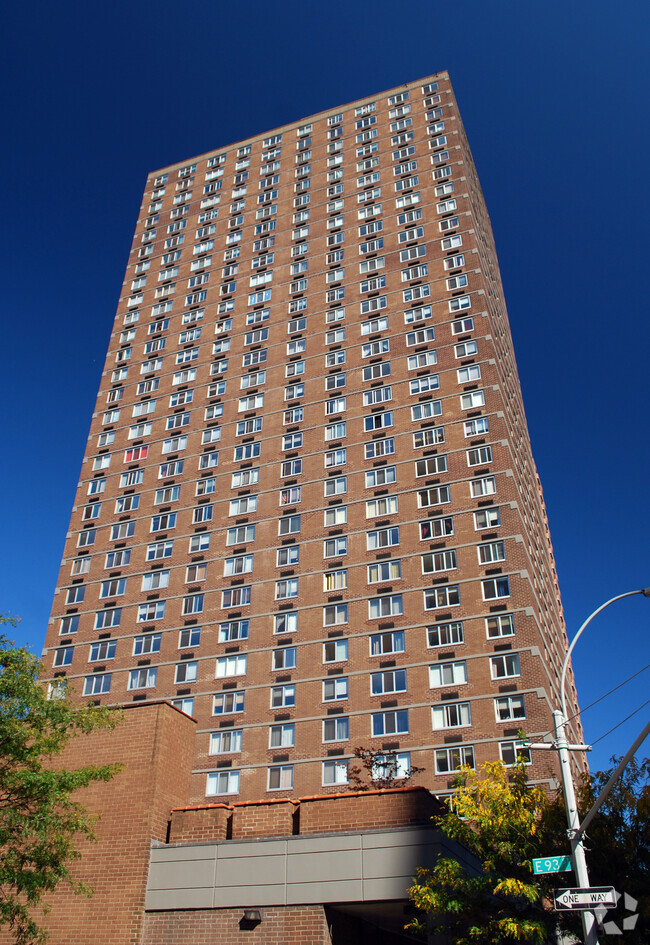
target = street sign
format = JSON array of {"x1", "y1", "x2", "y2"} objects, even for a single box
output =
[
  {"x1": 554, "y1": 887, "x2": 616, "y2": 911},
  {"x1": 532, "y1": 855, "x2": 572, "y2": 875}
]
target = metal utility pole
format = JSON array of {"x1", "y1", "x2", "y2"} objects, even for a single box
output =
[{"x1": 527, "y1": 588, "x2": 650, "y2": 945}]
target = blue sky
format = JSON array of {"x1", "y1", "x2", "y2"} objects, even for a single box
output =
[{"x1": 1, "y1": 0, "x2": 648, "y2": 773}]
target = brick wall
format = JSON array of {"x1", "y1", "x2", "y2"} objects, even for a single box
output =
[
  {"x1": 299, "y1": 786, "x2": 442, "y2": 834},
  {"x1": 142, "y1": 906, "x2": 331, "y2": 945},
  {"x1": 168, "y1": 803, "x2": 231, "y2": 843},
  {"x1": 231, "y1": 798, "x2": 297, "y2": 838},
  {"x1": 0, "y1": 702, "x2": 194, "y2": 945}
]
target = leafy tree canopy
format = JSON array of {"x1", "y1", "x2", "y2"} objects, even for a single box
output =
[
  {"x1": 0, "y1": 616, "x2": 122, "y2": 945},
  {"x1": 407, "y1": 760, "x2": 557, "y2": 944}
]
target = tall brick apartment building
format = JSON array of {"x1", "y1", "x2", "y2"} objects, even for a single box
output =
[{"x1": 42, "y1": 70, "x2": 584, "y2": 810}]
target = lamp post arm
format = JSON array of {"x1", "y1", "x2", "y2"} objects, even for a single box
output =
[
  {"x1": 560, "y1": 589, "x2": 650, "y2": 720},
  {"x1": 573, "y1": 718, "x2": 650, "y2": 844}
]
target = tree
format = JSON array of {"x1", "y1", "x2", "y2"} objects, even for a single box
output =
[
  {"x1": 543, "y1": 755, "x2": 650, "y2": 943},
  {"x1": 0, "y1": 617, "x2": 122, "y2": 945},
  {"x1": 407, "y1": 760, "x2": 557, "y2": 944},
  {"x1": 347, "y1": 745, "x2": 425, "y2": 791}
]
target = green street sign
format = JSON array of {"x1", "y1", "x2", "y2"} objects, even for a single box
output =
[{"x1": 532, "y1": 855, "x2": 572, "y2": 875}]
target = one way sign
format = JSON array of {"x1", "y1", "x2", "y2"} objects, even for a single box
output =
[{"x1": 554, "y1": 887, "x2": 616, "y2": 911}]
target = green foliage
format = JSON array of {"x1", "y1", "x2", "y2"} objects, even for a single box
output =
[
  {"x1": 0, "y1": 617, "x2": 122, "y2": 945},
  {"x1": 407, "y1": 761, "x2": 556, "y2": 944},
  {"x1": 543, "y1": 755, "x2": 650, "y2": 943}
]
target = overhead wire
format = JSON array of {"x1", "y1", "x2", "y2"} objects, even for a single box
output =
[
  {"x1": 535, "y1": 661, "x2": 650, "y2": 743},
  {"x1": 590, "y1": 698, "x2": 650, "y2": 747}
]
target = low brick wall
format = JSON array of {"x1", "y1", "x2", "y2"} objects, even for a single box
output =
[
  {"x1": 169, "y1": 804, "x2": 231, "y2": 843},
  {"x1": 299, "y1": 786, "x2": 442, "y2": 834},
  {"x1": 232, "y1": 798, "x2": 297, "y2": 838}
]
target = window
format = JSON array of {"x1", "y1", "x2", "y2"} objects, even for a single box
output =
[
  {"x1": 419, "y1": 515, "x2": 454, "y2": 541},
  {"x1": 323, "y1": 604, "x2": 348, "y2": 626},
  {"x1": 141, "y1": 570, "x2": 170, "y2": 591},
  {"x1": 179, "y1": 626, "x2": 201, "y2": 648},
  {"x1": 363, "y1": 410, "x2": 393, "y2": 431},
  {"x1": 482, "y1": 577, "x2": 511, "y2": 600},
  {"x1": 432, "y1": 702, "x2": 471, "y2": 730},
  {"x1": 275, "y1": 579, "x2": 299, "y2": 600},
  {"x1": 206, "y1": 770, "x2": 240, "y2": 796},
  {"x1": 322, "y1": 568, "x2": 347, "y2": 592},
  {"x1": 269, "y1": 723, "x2": 295, "y2": 748},
  {"x1": 363, "y1": 386, "x2": 392, "y2": 407},
  {"x1": 417, "y1": 486, "x2": 451, "y2": 508},
  {"x1": 474, "y1": 508, "x2": 501, "y2": 531},
  {"x1": 83, "y1": 674, "x2": 111, "y2": 696},
  {"x1": 175, "y1": 661, "x2": 197, "y2": 684},
  {"x1": 324, "y1": 449, "x2": 346, "y2": 468},
  {"x1": 499, "y1": 741, "x2": 531, "y2": 766},
  {"x1": 276, "y1": 546, "x2": 300, "y2": 567},
  {"x1": 324, "y1": 506, "x2": 347, "y2": 527},
  {"x1": 274, "y1": 612, "x2": 298, "y2": 635},
  {"x1": 154, "y1": 486, "x2": 180, "y2": 504},
  {"x1": 365, "y1": 496, "x2": 398, "y2": 518},
  {"x1": 282, "y1": 433, "x2": 303, "y2": 451},
  {"x1": 408, "y1": 351, "x2": 437, "y2": 371},
  {"x1": 77, "y1": 530, "x2": 96, "y2": 548},
  {"x1": 364, "y1": 438, "x2": 395, "y2": 459},
  {"x1": 411, "y1": 401, "x2": 442, "y2": 422},
  {"x1": 221, "y1": 586, "x2": 251, "y2": 608},
  {"x1": 490, "y1": 653, "x2": 520, "y2": 679},
  {"x1": 322, "y1": 760, "x2": 349, "y2": 786},
  {"x1": 370, "y1": 630, "x2": 405, "y2": 656},
  {"x1": 231, "y1": 469, "x2": 259, "y2": 489},
  {"x1": 278, "y1": 515, "x2": 300, "y2": 536},
  {"x1": 150, "y1": 513, "x2": 176, "y2": 532},
  {"x1": 452, "y1": 317, "x2": 474, "y2": 335},
  {"x1": 323, "y1": 717, "x2": 349, "y2": 742},
  {"x1": 372, "y1": 710, "x2": 408, "y2": 736},
  {"x1": 94, "y1": 609, "x2": 122, "y2": 630},
  {"x1": 478, "y1": 541, "x2": 506, "y2": 564},
  {"x1": 366, "y1": 527, "x2": 399, "y2": 550},
  {"x1": 216, "y1": 655, "x2": 247, "y2": 678},
  {"x1": 137, "y1": 601, "x2": 165, "y2": 623},
  {"x1": 495, "y1": 695, "x2": 526, "y2": 722},
  {"x1": 273, "y1": 646, "x2": 297, "y2": 670},
  {"x1": 362, "y1": 362, "x2": 391, "y2": 382},
  {"x1": 324, "y1": 477, "x2": 346, "y2": 498},
  {"x1": 209, "y1": 730, "x2": 243, "y2": 754},
  {"x1": 424, "y1": 586, "x2": 460, "y2": 609},
  {"x1": 461, "y1": 391, "x2": 486, "y2": 411},
  {"x1": 367, "y1": 559, "x2": 401, "y2": 583},
  {"x1": 323, "y1": 639, "x2": 348, "y2": 663},
  {"x1": 464, "y1": 418, "x2": 489, "y2": 437},
  {"x1": 486, "y1": 614, "x2": 515, "y2": 638},
  {"x1": 467, "y1": 446, "x2": 493, "y2": 467},
  {"x1": 324, "y1": 537, "x2": 348, "y2": 558},
  {"x1": 213, "y1": 691, "x2": 245, "y2": 715},
  {"x1": 369, "y1": 595, "x2": 403, "y2": 619},
  {"x1": 435, "y1": 746, "x2": 475, "y2": 774},
  {"x1": 429, "y1": 660, "x2": 467, "y2": 688},
  {"x1": 218, "y1": 620, "x2": 249, "y2": 642},
  {"x1": 268, "y1": 765, "x2": 293, "y2": 791},
  {"x1": 422, "y1": 550, "x2": 457, "y2": 573},
  {"x1": 271, "y1": 685, "x2": 296, "y2": 708},
  {"x1": 224, "y1": 555, "x2": 253, "y2": 576},
  {"x1": 323, "y1": 677, "x2": 348, "y2": 701},
  {"x1": 133, "y1": 633, "x2": 161, "y2": 655},
  {"x1": 229, "y1": 496, "x2": 257, "y2": 515},
  {"x1": 189, "y1": 534, "x2": 210, "y2": 553},
  {"x1": 53, "y1": 646, "x2": 74, "y2": 667},
  {"x1": 128, "y1": 667, "x2": 157, "y2": 690},
  {"x1": 99, "y1": 578, "x2": 126, "y2": 599},
  {"x1": 371, "y1": 669, "x2": 406, "y2": 695},
  {"x1": 146, "y1": 540, "x2": 173, "y2": 561},
  {"x1": 324, "y1": 421, "x2": 346, "y2": 441}
]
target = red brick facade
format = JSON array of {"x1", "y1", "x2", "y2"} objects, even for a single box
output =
[
  {"x1": 142, "y1": 906, "x2": 332, "y2": 945},
  {"x1": 0, "y1": 703, "x2": 195, "y2": 945}
]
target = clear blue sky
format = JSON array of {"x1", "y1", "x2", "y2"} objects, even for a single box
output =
[{"x1": 1, "y1": 0, "x2": 648, "y2": 773}]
